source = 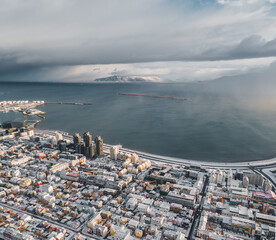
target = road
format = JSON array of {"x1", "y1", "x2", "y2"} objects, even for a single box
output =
[
  {"x1": 187, "y1": 176, "x2": 209, "y2": 240},
  {"x1": 39, "y1": 129, "x2": 276, "y2": 170},
  {"x1": 102, "y1": 143, "x2": 276, "y2": 170}
]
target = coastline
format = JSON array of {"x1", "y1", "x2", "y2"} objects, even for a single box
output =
[
  {"x1": 38, "y1": 128, "x2": 276, "y2": 189},
  {"x1": 104, "y1": 143, "x2": 276, "y2": 169},
  {"x1": 38, "y1": 129, "x2": 276, "y2": 169}
]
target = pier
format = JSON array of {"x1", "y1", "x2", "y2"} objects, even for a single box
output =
[
  {"x1": 119, "y1": 92, "x2": 187, "y2": 100},
  {"x1": 44, "y1": 102, "x2": 93, "y2": 105}
]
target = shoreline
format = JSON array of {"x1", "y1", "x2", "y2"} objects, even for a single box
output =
[
  {"x1": 37, "y1": 129, "x2": 276, "y2": 169},
  {"x1": 103, "y1": 143, "x2": 276, "y2": 169}
]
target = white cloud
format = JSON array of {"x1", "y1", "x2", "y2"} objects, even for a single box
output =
[
  {"x1": 0, "y1": 0, "x2": 275, "y2": 82},
  {"x1": 217, "y1": 0, "x2": 275, "y2": 6},
  {"x1": 35, "y1": 57, "x2": 275, "y2": 83}
]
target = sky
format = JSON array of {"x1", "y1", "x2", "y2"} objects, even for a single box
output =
[{"x1": 0, "y1": 0, "x2": 276, "y2": 82}]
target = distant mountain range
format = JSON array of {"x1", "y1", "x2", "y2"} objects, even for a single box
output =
[
  {"x1": 196, "y1": 61, "x2": 276, "y2": 94},
  {"x1": 94, "y1": 75, "x2": 162, "y2": 83}
]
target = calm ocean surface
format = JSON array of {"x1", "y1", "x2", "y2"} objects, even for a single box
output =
[{"x1": 1, "y1": 81, "x2": 276, "y2": 162}]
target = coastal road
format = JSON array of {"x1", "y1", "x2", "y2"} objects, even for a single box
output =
[
  {"x1": 102, "y1": 143, "x2": 276, "y2": 170},
  {"x1": 39, "y1": 129, "x2": 276, "y2": 170}
]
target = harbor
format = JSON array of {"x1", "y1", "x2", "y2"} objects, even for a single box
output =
[{"x1": 0, "y1": 100, "x2": 93, "y2": 118}]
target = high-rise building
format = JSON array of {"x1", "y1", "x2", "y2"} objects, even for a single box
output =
[
  {"x1": 73, "y1": 133, "x2": 81, "y2": 146},
  {"x1": 74, "y1": 131, "x2": 97, "y2": 159},
  {"x1": 83, "y1": 144, "x2": 95, "y2": 159},
  {"x1": 95, "y1": 136, "x2": 104, "y2": 156},
  {"x1": 76, "y1": 143, "x2": 83, "y2": 154},
  {"x1": 88, "y1": 145, "x2": 95, "y2": 159},
  {"x1": 83, "y1": 145, "x2": 89, "y2": 157},
  {"x1": 81, "y1": 144, "x2": 85, "y2": 155},
  {"x1": 110, "y1": 146, "x2": 120, "y2": 160},
  {"x1": 83, "y1": 132, "x2": 92, "y2": 147}
]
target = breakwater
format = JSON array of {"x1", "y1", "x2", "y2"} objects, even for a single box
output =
[
  {"x1": 119, "y1": 93, "x2": 187, "y2": 100},
  {"x1": 45, "y1": 102, "x2": 93, "y2": 105}
]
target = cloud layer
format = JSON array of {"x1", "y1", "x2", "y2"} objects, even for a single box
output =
[{"x1": 0, "y1": 0, "x2": 275, "y2": 82}]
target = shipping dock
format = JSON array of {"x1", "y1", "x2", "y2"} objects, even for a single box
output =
[{"x1": 119, "y1": 92, "x2": 187, "y2": 100}]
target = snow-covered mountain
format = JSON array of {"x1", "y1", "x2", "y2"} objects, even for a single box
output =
[{"x1": 94, "y1": 75, "x2": 161, "y2": 83}]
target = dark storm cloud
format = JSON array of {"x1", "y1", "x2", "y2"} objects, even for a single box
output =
[
  {"x1": 233, "y1": 36, "x2": 276, "y2": 59},
  {"x1": 201, "y1": 35, "x2": 276, "y2": 61},
  {"x1": 0, "y1": 51, "x2": 52, "y2": 75}
]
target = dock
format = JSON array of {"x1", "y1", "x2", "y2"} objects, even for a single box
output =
[
  {"x1": 44, "y1": 102, "x2": 93, "y2": 105},
  {"x1": 119, "y1": 93, "x2": 187, "y2": 100}
]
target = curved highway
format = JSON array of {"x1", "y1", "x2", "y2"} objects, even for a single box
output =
[
  {"x1": 38, "y1": 129, "x2": 276, "y2": 169},
  {"x1": 102, "y1": 143, "x2": 276, "y2": 169}
]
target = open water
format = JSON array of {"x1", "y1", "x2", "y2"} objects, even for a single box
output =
[{"x1": 0, "y1": 81, "x2": 276, "y2": 162}]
